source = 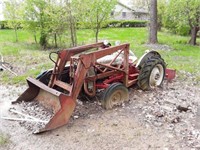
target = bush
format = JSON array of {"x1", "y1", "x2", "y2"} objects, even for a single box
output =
[
  {"x1": 107, "y1": 20, "x2": 148, "y2": 28},
  {"x1": 166, "y1": 25, "x2": 190, "y2": 37},
  {"x1": 176, "y1": 25, "x2": 190, "y2": 36},
  {"x1": 0, "y1": 21, "x2": 10, "y2": 29},
  {"x1": 0, "y1": 20, "x2": 24, "y2": 29},
  {"x1": 163, "y1": 17, "x2": 190, "y2": 36},
  {"x1": 121, "y1": 20, "x2": 147, "y2": 27}
]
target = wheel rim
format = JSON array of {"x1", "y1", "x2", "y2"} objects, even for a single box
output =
[
  {"x1": 149, "y1": 64, "x2": 164, "y2": 88},
  {"x1": 109, "y1": 90, "x2": 126, "y2": 108}
]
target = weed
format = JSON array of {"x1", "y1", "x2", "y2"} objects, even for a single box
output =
[{"x1": 0, "y1": 133, "x2": 9, "y2": 145}]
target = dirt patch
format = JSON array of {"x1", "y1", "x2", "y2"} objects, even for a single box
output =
[
  {"x1": 0, "y1": 80, "x2": 200, "y2": 150},
  {"x1": 145, "y1": 44, "x2": 172, "y2": 51}
]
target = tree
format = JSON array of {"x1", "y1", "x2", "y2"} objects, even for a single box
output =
[
  {"x1": 3, "y1": 0, "x2": 23, "y2": 42},
  {"x1": 22, "y1": 17, "x2": 39, "y2": 44},
  {"x1": 66, "y1": 0, "x2": 78, "y2": 47},
  {"x1": 23, "y1": 0, "x2": 49, "y2": 48},
  {"x1": 157, "y1": 0, "x2": 167, "y2": 31},
  {"x1": 79, "y1": 0, "x2": 117, "y2": 42},
  {"x1": 149, "y1": 0, "x2": 158, "y2": 44},
  {"x1": 24, "y1": 0, "x2": 82, "y2": 48},
  {"x1": 164, "y1": 0, "x2": 200, "y2": 45},
  {"x1": 46, "y1": 1, "x2": 69, "y2": 48},
  {"x1": 23, "y1": 0, "x2": 69, "y2": 48}
]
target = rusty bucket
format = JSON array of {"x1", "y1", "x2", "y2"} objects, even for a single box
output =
[{"x1": 12, "y1": 77, "x2": 76, "y2": 134}]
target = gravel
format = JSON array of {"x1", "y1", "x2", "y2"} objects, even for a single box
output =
[
  {"x1": 9, "y1": 101, "x2": 54, "y2": 133},
  {"x1": 145, "y1": 44, "x2": 172, "y2": 51},
  {"x1": 1, "y1": 78, "x2": 200, "y2": 149},
  {"x1": 128, "y1": 80, "x2": 200, "y2": 149}
]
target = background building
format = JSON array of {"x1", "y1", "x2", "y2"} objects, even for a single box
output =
[{"x1": 112, "y1": 0, "x2": 149, "y2": 21}]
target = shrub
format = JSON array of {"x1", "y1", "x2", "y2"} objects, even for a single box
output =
[
  {"x1": 107, "y1": 20, "x2": 148, "y2": 28},
  {"x1": 176, "y1": 25, "x2": 190, "y2": 36},
  {"x1": 0, "y1": 21, "x2": 10, "y2": 29},
  {"x1": 121, "y1": 20, "x2": 147, "y2": 27},
  {"x1": 0, "y1": 20, "x2": 24, "y2": 29}
]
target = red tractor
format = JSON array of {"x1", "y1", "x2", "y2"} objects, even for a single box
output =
[{"x1": 13, "y1": 42, "x2": 175, "y2": 133}]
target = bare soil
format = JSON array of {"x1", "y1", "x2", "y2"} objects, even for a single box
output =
[{"x1": 0, "y1": 79, "x2": 200, "y2": 150}]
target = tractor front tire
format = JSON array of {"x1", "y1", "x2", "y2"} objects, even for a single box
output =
[
  {"x1": 101, "y1": 83, "x2": 129, "y2": 109},
  {"x1": 137, "y1": 57, "x2": 166, "y2": 90}
]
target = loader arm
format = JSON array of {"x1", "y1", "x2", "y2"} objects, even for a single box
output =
[{"x1": 48, "y1": 42, "x2": 104, "y2": 88}]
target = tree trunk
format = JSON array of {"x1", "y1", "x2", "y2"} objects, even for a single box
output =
[
  {"x1": 34, "y1": 31, "x2": 37, "y2": 44},
  {"x1": 54, "y1": 33, "x2": 58, "y2": 48},
  {"x1": 73, "y1": 23, "x2": 77, "y2": 46},
  {"x1": 14, "y1": 27, "x2": 18, "y2": 42},
  {"x1": 70, "y1": 19, "x2": 77, "y2": 46},
  {"x1": 39, "y1": 31, "x2": 47, "y2": 49},
  {"x1": 68, "y1": 2, "x2": 77, "y2": 47},
  {"x1": 149, "y1": 0, "x2": 158, "y2": 44},
  {"x1": 69, "y1": 17, "x2": 77, "y2": 47},
  {"x1": 157, "y1": 18, "x2": 162, "y2": 31},
  {"x1": 70, "y1": 23, "x2": 75, "y2": 47},
  {"x1": 95, "y1": 29, "x2": 99, "y2": 43},
  {"x1": 95, "y1": 22, "x2": 100, "y2": 43},
  {"x1": 189, "y1": 26, "x2": 199, "y2": 45}
]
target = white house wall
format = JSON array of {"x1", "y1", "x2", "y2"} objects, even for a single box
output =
[
  {"x1": 112, "y1": 4, "x2": 134, "y2": 20},
  {"x1": 115, "y1": 4, "x2": 130, "y2": 12}
]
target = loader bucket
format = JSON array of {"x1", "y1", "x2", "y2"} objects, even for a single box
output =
[{"x1": 12, "y1": 77, "x2": 76, "y2": 134}]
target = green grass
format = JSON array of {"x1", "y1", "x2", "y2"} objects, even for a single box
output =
[
  {"x1": 78, "y1": 28, "x2": 148, "y2": 56},
  {"x1": 0, "y1": 29, "x2": 55, "y2": 84},
  {"x1": 0, "y1": 28, "x2": 200, "y2": 84},
  {"x1": 0, "y1": 133, "x2": 8, "y2": 145},
  {"x1": 158, "y1": 31, "x2": 200, "y2": 74}
]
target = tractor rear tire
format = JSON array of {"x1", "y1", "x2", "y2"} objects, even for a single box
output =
[
  {"x1": 137, "y1": 57, "x2": 166, "y2": 90},
  {"x1": 101, "y1": 83, "x2": 129, "y2": 109}
]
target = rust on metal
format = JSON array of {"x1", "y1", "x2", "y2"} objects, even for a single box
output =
[{"x1": 165, "y1": 68, "x2": 176, "y2": 81}]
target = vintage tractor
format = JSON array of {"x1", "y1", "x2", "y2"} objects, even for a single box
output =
[{"x1": 12, "y1": 42, "x2": 175, "y2": 133}]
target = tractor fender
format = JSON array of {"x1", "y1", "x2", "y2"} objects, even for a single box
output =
[{"x1": 136, "y1": 50, "x2": 161, "y2": 69}]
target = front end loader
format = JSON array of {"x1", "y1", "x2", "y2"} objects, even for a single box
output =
[{"x1": 12, "y1": 42, "x2": 175, "y2": 133}]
